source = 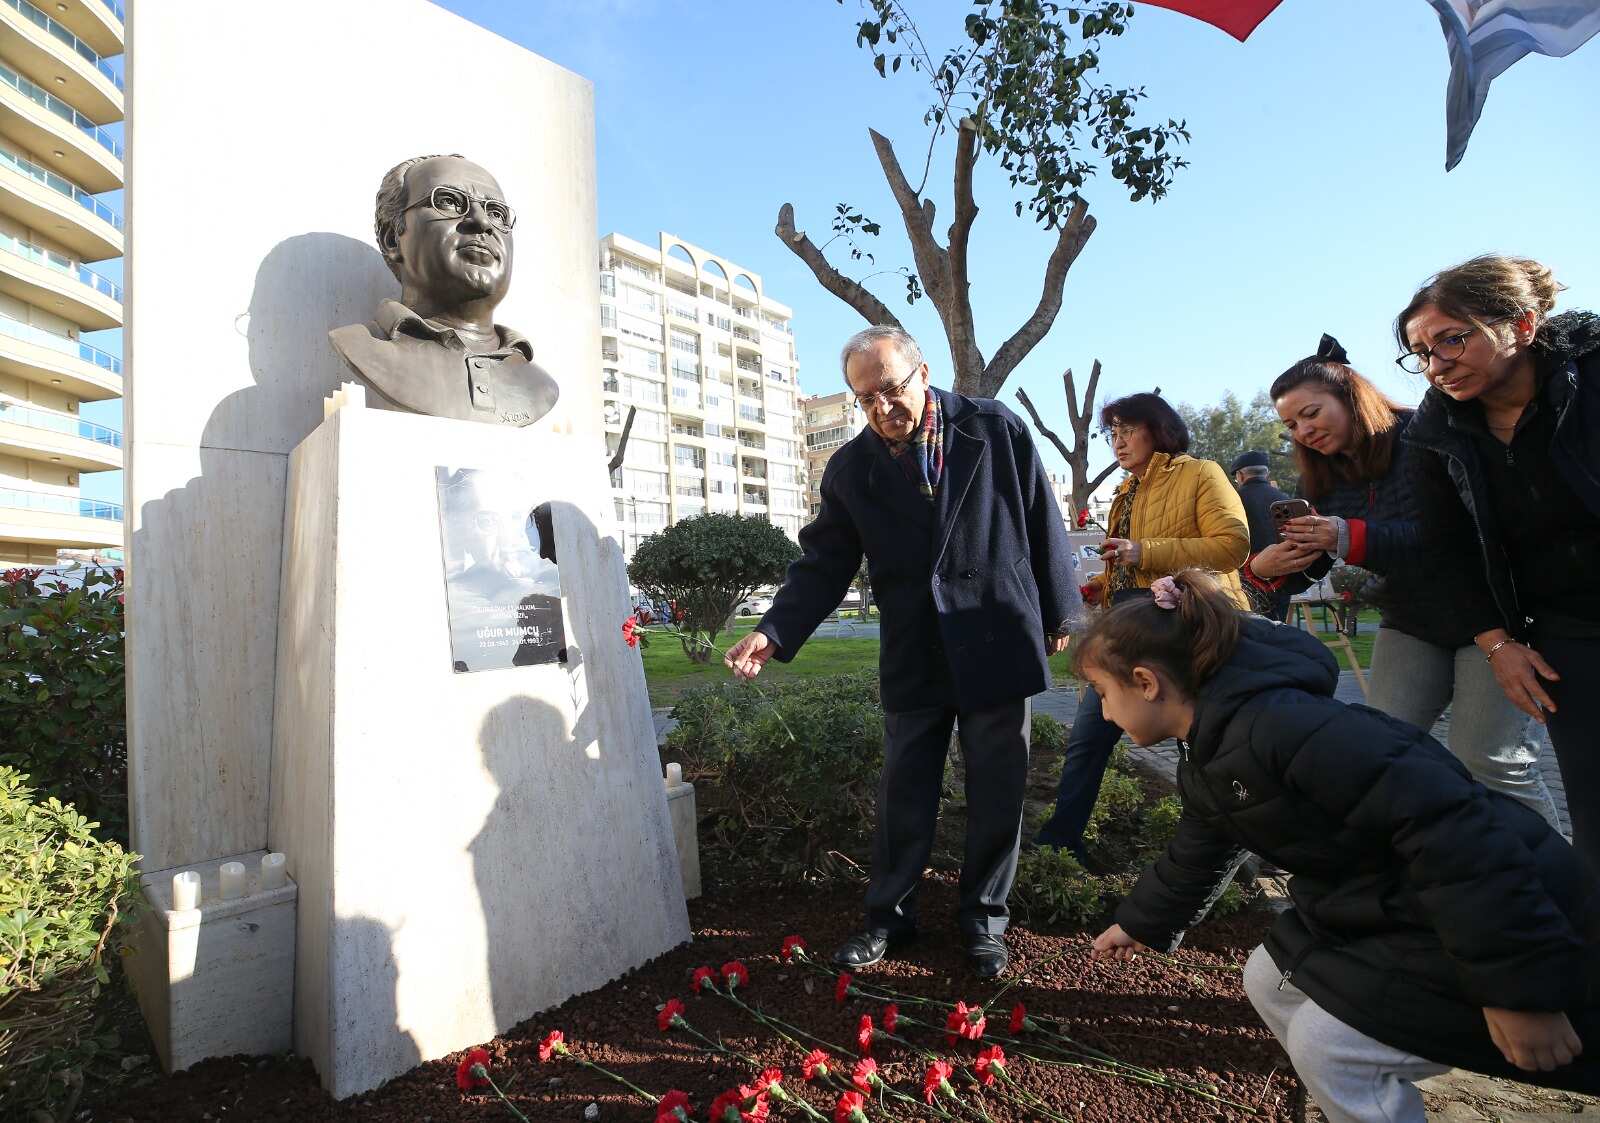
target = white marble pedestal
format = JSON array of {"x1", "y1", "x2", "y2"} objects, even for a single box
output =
[
  {"x1": 127, "y1": 851, "x2": 297, "y2": 1072},
  {"x1": 270, "y1": 403, "x2": 689, "y2": 1098},
  {"x1": 665, "y1": 780, "x2": 702, "y2": 900}
]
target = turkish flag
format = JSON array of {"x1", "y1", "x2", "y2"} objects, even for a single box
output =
[{"x1": 1139, "y1": 0, "x2": 1286, "y2": 41}]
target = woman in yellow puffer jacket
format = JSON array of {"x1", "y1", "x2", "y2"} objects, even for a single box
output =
[{"x1": 1035, "y1": 392, "x2": 1249, "y2": 857}]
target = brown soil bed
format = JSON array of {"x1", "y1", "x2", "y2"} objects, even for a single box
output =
[{"x1": 87, "y1": 862, "x2": 1299, "y2": 1123}]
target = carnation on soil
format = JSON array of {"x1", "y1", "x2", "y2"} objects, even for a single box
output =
[{"x1": 89, "y1": 857, "x2": 1306, "y2": 1121}]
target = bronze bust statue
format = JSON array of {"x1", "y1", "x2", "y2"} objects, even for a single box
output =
[{"x1": 330, "y1": 154, "x2": 559, "y2": 427}]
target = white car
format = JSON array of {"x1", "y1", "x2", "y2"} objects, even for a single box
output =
[{"x1": 737, "y1": 595, "x2": 773, "y2": 616}]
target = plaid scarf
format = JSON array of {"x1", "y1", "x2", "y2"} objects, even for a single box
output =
[{"x1": 885, "y1": 392, "x2": 944, "y2": 500}]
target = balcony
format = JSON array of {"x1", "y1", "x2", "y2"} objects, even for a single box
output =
[
  {"x1": 0, "y1": 227, "x2": 120, "y2": 328},
  {"x1": 0, "y1": 484, "x2": 120, "y2": 551},
  {"x1": 42, "y1": 0, "x2": 119, "y2": 60},
  {"x1": 0, "y1": 0, "x2": 124, "y2": 126},
  {"x1": 0, "y1": 59, "x2": 118, "y2": 192},
  {"x1": 0, "y1": 142, "x2": 119, "y2": 260},
  {"x1": 735, "y1": 357, "x2": 761, "y2": 374},
  {"x1": 0, "y1": 397, "x2": 121, "y2": 469},
  {"x1": 0, "y1": 309, "x2": 118, "y2": 398}
]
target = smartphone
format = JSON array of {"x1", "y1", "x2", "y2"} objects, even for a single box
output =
[{"x1": 1270, "y1": 499, "x2": 1313, "y2": 531}]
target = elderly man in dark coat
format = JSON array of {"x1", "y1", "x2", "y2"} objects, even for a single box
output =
[
  {"x1": 724, "y1": 326, "x2": 1082, "y2": 978},
  {"x1": 1231, "y1": 450, "x2": 1291, "y2": 620}
]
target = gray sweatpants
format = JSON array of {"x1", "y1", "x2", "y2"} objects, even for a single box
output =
[{"x1": 1244, "y1": 945, "x2": 1450, "y2": 1123}]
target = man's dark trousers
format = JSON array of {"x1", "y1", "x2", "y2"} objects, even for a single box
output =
[{"x1": 866, "y1": 699, "x2": 1030, "y2": 938}]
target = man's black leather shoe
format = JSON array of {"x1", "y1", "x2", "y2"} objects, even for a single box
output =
[
  {"x1": 966, "y1": 933, "x2": 1009, "y2": 979},
  {"x1": 832, "y1": 930, "x2": 914, "y2": 968}
]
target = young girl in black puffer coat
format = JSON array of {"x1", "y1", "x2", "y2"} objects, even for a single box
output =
[{"x1": 1083, "y1": 570, "x2": 1599, "y2": 1123}]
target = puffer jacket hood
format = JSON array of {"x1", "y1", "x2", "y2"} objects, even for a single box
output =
[{"x1": 1187, "y1": 616, "x2": 1338, "y2": 762}]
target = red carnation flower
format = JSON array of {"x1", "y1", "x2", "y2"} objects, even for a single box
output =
[
  {"x1": 856, "y1": 1014, "x2": 874, "y2": 1056},
  {"x1": 882, "y1": 1003, "x2": 898, "y2": 1035},
  {"x1": 537, "y1": 1030, "x2": 565, "y2": 1062},
  {"x1": 721, "y1": 960, "x2": 750, "y2": 990},
  {"x1": 1077, "y1": 507, "x2": 1090, "y2": 529},
  {"x1": 623, "y1": 614, "x2": 641, "y2": 648},
  {"x1": 656, "y1": 1089, "x2": 693, "y2": 1123},
  {"x1": 923, "y1": 1060, "x2": 955, "y2": 1105},
  {"x1": 455, "y1": 1046, "x2": 492, "y2": 1092},
  {"x1": 754, "y1": 1067, "x2": 784, "y2": 1094},
  {"x1": 1079, "y1": 581, "x2": 1101, "y2": 606},
  {"x1": 710, "y1": 1090, "x2": 745, "y2": 1123},
  {"x1": 737, "y1": 1087, "x2": 771, "y2": 1122},
  {"x1": 834, "y1": 1089, "x2": 867, "y2": 1123},
  {"x1": 1009, "y1": 1002, "x2": 1028, "y2": 1035},
  {"x1": 834, "y1": 971, "x2": 853, "y2": 1006},
  {"x1": 975, "y1": 1044, "x2": 1007, "y2": 1086},
  {"x1": 851, "y1": 1056, "x2": 879, "y2": 1093},
  {"x1": 944, "y1": 1001, "x2": 986, "y2": 1045},
  {"x1": 802, "y1": 1049, "x2": 831, "y2": 1081},
  {"x1": 692, "y1": 966, "x2": 717, "y2": 993},
  {"x1": 781, "y1": 935, "x2": 807, "y2": 962},
  {"x1": 1340, "y1": 589, "x2": 1355, "y2": 603},
  {"x1": 657, "y1": 996, "x2": 685, "y2": 1032}
]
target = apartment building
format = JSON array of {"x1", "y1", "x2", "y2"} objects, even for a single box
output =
[
  {"x1": 0, "y1": 0, "x2": 123, "y2": 565},
  {"x1": 800, "y1": 389, "x2": 863, "y2": 519},
  {"x1": 599, "y1": 232, "x2": 807, "y2": 557}
]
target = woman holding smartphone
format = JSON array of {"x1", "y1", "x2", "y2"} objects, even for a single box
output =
[
  {"x1": 1397, "y1": 255, "x2": 1600, "y2": 871},
  {"x1": 1245, "y1": 334, "x2": 1559, "y2": 823},
  {"x1": 1032, "y1": 392, "x2": 1250, "y2": 857}
]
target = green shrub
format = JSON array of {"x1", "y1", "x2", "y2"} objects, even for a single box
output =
[
  {"x1": 0, "y1": 767, "x2": 139, "y2": 1120},
  {"x1": 667, "y1": 672, "x2": 885, "y2": 877},
  {"x1": 1029, "y1": 712, "x2": 1066, "y2": 755},
  {"x1": 1081, "y1": 768, "x2": 1144, "y2": 848},
  {"x1": 1012, "y1": 846, "x2": 1126, "y2": 929},
  {"x1": 1139, "y1": 795, "x2": 1184, "y2": 860},
  {"x1": 0, "y1": 568, "x2": 126, "y2": 843}
]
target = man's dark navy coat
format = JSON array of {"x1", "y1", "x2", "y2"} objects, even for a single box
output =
[{"x1": 758, "y1": 387, "x2": 1083, "y2": 713}]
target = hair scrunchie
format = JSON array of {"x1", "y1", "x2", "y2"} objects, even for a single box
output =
[
  {"x1": 1315, "y1": 333, "x2": 1350, "y2": 365},
  {"x1": 1150, "y1": 575, "x2": 1182, "y2": 610}
]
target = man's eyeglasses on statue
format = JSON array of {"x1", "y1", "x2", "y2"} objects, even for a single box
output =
[{"x1": 401, "y1": 185, "x2": 516, "y2": 234}]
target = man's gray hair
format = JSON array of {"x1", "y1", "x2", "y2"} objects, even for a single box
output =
[
  {"x1": 374, "y1": 153, "x2": 465, "y2": 278},
  {"x1": 1238, "y1": 464, "x2": 1270, "y2": 480},
  {"x1": 839, "y1": 325, "x2": 924, "y2": 380}
]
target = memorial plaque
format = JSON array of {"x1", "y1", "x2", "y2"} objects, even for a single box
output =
[{"x1": 434, "y1": 466, "x2": 566, "y2": 672}]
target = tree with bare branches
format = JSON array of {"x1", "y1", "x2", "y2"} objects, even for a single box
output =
[
  {"x1": 1014, "y1": 360, "x2": 1120, "y2": 511},
  {"x1": 777, "y1": 1, "x2": 1188, "y2": 400}
]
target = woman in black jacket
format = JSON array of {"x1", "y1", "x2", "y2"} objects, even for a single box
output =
[
  {"x1": 1397, "y1": 255, "x2": 1600, "y2": 874},
  {"x1": 1244, "y1": 335, "x2": 1557, "y2": 822},
  {"x1": 1082, "y1": 570, "x2": 1598, "y2": 1121}
]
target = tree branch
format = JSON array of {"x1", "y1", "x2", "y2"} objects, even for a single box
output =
[
  {"x1": 869, "y1": 128, "x2": 948, "y2": 309},
  {"x1": 1088, "y1": 461, "x2": 1119, "y2": 493},
  {"x1": 1063, "y1": 367, "x2": 1081, "y2": 432},
  {"x1": 607, "y1": 405, "x2": 637, "y2": 472},
  {"x1": 1082, "y1": 359, "x2": 1103, "y2": 427},
  {"x1": 945, "y1": 117, "x2": 985, "y2": 385},
  {"x1": 773, "y1": 203, "x2": 902, "y2": 327},
  {"x1": 1014, "y1": 387, "x2": 1072, "y2": 463},
  {"x1": 980, "y1": 197, "x2": 1097, "y2": 397}
]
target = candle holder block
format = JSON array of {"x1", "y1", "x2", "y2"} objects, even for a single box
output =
[
  {"x1": 665, "y1": 781, "x2": 701, "y2": 900},
  {"x1": 126, "y1": 850, "x2": 298, "y2": 1072}
]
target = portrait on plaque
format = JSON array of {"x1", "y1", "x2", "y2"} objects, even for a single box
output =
[{"x1": 435, "y1": 466, "x2": 566, "y2": 672}]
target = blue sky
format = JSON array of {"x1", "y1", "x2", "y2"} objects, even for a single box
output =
[{"x1": 81, "y1": 1, "x2": 1600, "y2": 501}]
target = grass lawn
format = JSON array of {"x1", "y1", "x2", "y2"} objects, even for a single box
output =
[
  {"x1": 642, "y1": 622, "x2": 880, "y2": 707},
  {"x1": 647, "y1": 607, "x2": 1381, "y2": 707}
]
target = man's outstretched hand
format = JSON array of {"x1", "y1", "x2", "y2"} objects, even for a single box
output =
[{"x1": 724, "y1": 630, "x2": 775, "y2": 680}]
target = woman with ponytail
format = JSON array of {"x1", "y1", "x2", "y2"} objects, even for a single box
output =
[
  {"x1": 1246, "y1": 333, "x2": 1558, "y2": 823},
  {"x1": 1398, "y1": 255, "x2": 1600, "y2": 874},
  {"x1": 1082, "y1": 571, "x2": 1599, "y2": 1121}
]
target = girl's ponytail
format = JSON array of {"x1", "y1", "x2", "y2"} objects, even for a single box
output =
[{"x1": 1075, "y1": 569, "x2": 1242, "y2": 695}]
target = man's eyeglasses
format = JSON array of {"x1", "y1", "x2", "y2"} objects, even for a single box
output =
[
  {"x1": 852, "y1": 368, "x2": 918, "y2": 412},
  {"x1": 401, "y1": 185, "x2": 516, "y2": 234},
  {"x1": 1102, "y1": 423, "x2": 1141, "y2": 447},
  {"x1": 1395, "y1": 317, "x2": 1512, "y2": 374}
]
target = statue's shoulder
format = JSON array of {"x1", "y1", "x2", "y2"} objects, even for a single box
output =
[{"x1": 329, "y1": 320, "x2": 386, "y2": 359}]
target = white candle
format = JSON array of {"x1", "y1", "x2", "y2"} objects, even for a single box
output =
[
  {"x1": 171, "y1": 870, "x2": 201, "y2": 911},
  {"x1": 260, "y1": 852, "x2": 287, "y2": 890},
  {"x1": 665, "y1": 763, "x2": 683, "y2": 789},
  {"x1": 220, "y1": 861, "x2": 246, "y2": 900}
]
